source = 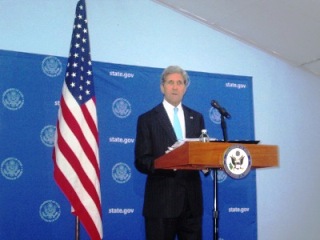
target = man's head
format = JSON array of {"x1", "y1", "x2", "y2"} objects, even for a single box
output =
[{"x1": 160, "y1": 66, "x2": 189, "y2": 106}]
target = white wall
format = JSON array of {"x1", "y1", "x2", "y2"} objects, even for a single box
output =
[{"x1": 1, "y1": 0, "x2": 320, "y2": 239}]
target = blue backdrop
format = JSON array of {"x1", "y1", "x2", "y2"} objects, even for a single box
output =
[{"x1": 0, "y1": 49, "x2": 256, "y2": 240}]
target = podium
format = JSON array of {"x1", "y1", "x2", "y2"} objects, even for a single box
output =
[
  {"x1": 154, "y1": 141, "x2": 279, "y2": 170},
  {"x1": 154, "y1": 141, "x2": 279, "y2": 240}
]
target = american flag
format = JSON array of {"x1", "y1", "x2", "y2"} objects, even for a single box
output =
[{"x1": 52, "y1": 0, "x2": 102, "y2": 239}]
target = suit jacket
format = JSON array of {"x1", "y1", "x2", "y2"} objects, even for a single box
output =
[{"x1": 135, "y1": 103, "x2": 205, "y2": 218}]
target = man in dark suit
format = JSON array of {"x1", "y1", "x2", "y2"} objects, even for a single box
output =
[{"x1": 135, "y1": 65, "x2": 205, "y2": 240}]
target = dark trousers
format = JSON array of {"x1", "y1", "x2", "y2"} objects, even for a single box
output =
[{"x1": 145, "y1": 201, "x2": 202, "y2": 240}]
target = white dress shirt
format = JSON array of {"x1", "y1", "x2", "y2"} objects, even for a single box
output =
[{"x1": 162, "y1": 99, "x2": 186, "y2": 140}]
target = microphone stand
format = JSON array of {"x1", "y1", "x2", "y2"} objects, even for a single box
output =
[
  {"x1": 212, "y1": 115, "x2": 228, "y2": 240},
  {"x1": 221, "y1": 115, "x2": 228, "y2": 142},
  {"x1": 213, "y1": 168, "x2": 218, "y2": 240}
]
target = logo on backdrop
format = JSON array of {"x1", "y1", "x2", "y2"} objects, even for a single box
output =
[
  {"x1": 41, "y1": 56, "x2": 62, "y2": 77},
  {"x1": 40, "y1": 125, "x2": 56, "y2": 147},
  {"x1": 210, "y1": 170, "x2": 228, "y2": 183},
  {"x1": 1, "y1": 157, "x2": 23, "y2": 180},
  {"x1": 39, "y1": 200, "x2": 61, "y2": 222},
  {"x1": 112, "y1": 98, "x2": 131, "y2": 118},
  {"x1": 217, "y1": 170, "x2": 228, "y2": 183},
  {"x1": 209, "y1": 107, "x2": 221, "y2": 124},
  {"x1": 223, "y1": 145, "x2": 252, "y2": 179},
  {"x1": 2, "y1": 88, "x2": 24, "y2": 110},
  {"x1": 112, "y1": 162, "x2": 131, "y2": 184}
]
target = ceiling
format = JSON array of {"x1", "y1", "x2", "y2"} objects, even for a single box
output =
[{"x1": 153, "y1": 0, "x2": 320, "y2": 77}]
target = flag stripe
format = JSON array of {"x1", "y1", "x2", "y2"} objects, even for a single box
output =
[{"x1": 81, "y1": 98, "x2": 99, "y2": 144}]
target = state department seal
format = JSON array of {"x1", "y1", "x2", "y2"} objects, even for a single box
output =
[
  {"x1": 112, "y1": 162, "x2": 131, "y2": 184},
  {"x1": 1, "y1": 157, "x2": 23, "y2": 180},
  {"x1": 112, "y1": 98, "x2": 131, "y2": 119},
  {"x1": 41, "y1": 56, "x2": 62, "y2": 77},
  {"x1": 2, "y1": 88, "x2": 24, "y2": 110},
  {"x1": 223, "y1": 145, "x2": 252, "y2": 179},
  {"x1": 39, "y1": 200, "x2": 61, "y2": 222},
  {"x1": 40, "y1": 125, "x2": 56, "y2": 147}
]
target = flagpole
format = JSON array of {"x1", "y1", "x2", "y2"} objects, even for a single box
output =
[{"x1": 75, "y1": 216, "x2": 80, "y2": 240}]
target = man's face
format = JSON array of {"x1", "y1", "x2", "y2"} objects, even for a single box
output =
[{"x1": 160, "y1": 73, "x2": 187, "y2": 106}]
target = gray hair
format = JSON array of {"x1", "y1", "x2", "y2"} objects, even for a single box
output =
[{"x1": 160, "y1": 65, "x2": 189, "y2": 85}]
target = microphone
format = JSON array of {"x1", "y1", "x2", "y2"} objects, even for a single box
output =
[{"x1": 211, "y1": 100, "x2": 231, "y2": 119}]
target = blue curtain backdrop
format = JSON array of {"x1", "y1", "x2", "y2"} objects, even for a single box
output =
[{"x1": 0, "y1": 49, "x2": 256, "y2": 240}]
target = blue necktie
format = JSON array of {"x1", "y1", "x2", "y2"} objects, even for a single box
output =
[{"x1": 173, "y1": 107, "x2": 183, "y2": 140}]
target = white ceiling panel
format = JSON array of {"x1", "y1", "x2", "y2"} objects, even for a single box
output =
[{"x1": 153, "y1": 0, "x2": 320, "y2": 76}]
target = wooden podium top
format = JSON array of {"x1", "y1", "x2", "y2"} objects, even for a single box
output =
[{"x1": 154, "y1": 141, "x2": 279, "y2": 170}]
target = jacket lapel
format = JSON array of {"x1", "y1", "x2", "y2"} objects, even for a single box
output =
[
  {"x1": 183, "y1": 105, "x2": 195, "y2": 138},
  {"x1": 155, "y1": 104, "x2": 177, "y2": 142}
]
